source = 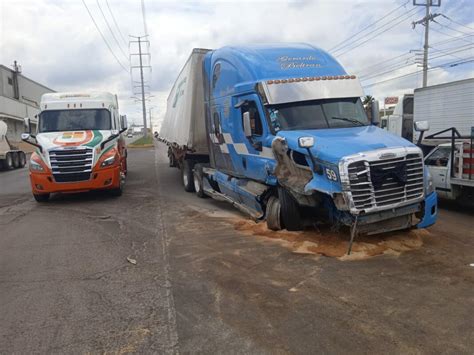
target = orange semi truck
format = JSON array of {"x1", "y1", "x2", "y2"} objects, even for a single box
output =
[{"x1": 21, "y1": 92, "x2": 128, "y2": 202}]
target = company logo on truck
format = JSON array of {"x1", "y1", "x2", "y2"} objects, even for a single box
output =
[
  {"x1": 52, "y1": 130, "x2": 103, "y2": 147},
  {"x1": 278, "y1": 55, "x2": 322, "y2": 70}
]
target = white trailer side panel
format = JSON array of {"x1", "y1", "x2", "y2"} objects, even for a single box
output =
[
  {"x1": 160, "y1": 49, "x2": 210, "y2": 154},
  {"x1": 414, "y1": 78, "x2": 474, "y2": 139}
]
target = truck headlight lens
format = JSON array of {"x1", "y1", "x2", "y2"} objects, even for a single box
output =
[
  {"x1": 30, "y1": 160, "x2": 44, "y2": 172},
  {"x1": 101, "y1": 155, "x2": 116, "y2": 167}
]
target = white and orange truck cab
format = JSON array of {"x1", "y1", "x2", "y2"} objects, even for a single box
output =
[{"x1": 21, "y1": 92, "x2": 128, "y2": 202}]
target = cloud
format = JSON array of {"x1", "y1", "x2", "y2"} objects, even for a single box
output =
[{"x1": 1, "y1": 0, "x2": 472, "y2": 127}]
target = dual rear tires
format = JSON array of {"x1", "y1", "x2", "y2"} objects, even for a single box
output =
[
  {"x1": 1, "y1": 152, "x2": 26, "y2": 170},
  {"x1": 267, "y1": 187, "x2": 304, "y2": 231},
  {"x1": 181, "y1": 160, "x2": 207, "y2": 198}
]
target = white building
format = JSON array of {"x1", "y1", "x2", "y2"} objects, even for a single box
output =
[{"x1": 0, "y1": 63, "x2": 55, "y2": 144}]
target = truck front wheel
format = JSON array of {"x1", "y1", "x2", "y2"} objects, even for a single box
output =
[
  {"x1": 278, "y1": 187, "x2": 304, "y2": 231},
  {"x1": 33, "y1": 193, "x2": 50, "y2": 202},
  {"x1": 266, "y1": 195, "x2": 282, "y2": 231},
  {"x1": 182, "y1": 160, "x2": 195, "y2": 192}
]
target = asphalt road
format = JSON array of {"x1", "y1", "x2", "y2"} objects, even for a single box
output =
[{"x1": 0, "y1": 144, "x2": 473, "y2": 354}]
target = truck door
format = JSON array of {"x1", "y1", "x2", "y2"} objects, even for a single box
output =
[
  {"x1": 425, "y1": 146, "x2": 451, "y2": 199},
  {"x1": 234, "y1": 94, "x2": 272, "y2": 182}
]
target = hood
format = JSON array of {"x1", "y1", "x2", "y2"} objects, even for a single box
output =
[
  {"x1": 277, "y1": 126, "x2": 416, "y2": 164},
  {"x1": 36, "y1": 130, "x2": 112, "y2": 152}
]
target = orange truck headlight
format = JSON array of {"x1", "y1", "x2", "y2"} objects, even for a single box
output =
[
  {"x1": 30, "y1": 152, "x2": 46, "y2": 172},
  {"x1": 98, "y1": 148, "x2": 119, "y2": 169}
]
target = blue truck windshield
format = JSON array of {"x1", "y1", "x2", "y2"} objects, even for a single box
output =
[
  {"x1": 267, "y1": 98, "x2": 369, "y2": 131},
  {"x1": 39, "y1": 109, "x2": 111, "y2": 132}
]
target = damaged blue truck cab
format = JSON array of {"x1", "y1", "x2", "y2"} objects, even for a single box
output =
[{"x1": 169, "y1": 44, "x2": 437, "y2": 234}]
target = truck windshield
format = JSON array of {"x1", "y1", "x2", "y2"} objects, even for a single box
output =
[
  {"x1": 39, "y1": 109, "x2": 111, "y2": 132},
  {"x1": 267, "y1": 97, "x2": 369, "y2": 131}
]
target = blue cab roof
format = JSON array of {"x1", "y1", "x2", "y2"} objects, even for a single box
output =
[{"x1": 206, "y1": 43, "x2": 347, "y2": 86}]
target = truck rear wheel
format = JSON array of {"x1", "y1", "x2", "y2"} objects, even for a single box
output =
[
  {"x1": 278, "y1": 187, "x2": 304, "y2": 231},
  {"x1": 266, "y1": 195, "x2": 282, "y2": 231},
  {"x1": 193, "y1": 164, "x2": 206, "y2": 198},
  {"x1": 5, "y1": 153, "x2": 13, "y2": 170},
  {"x1": 33, "y1": 193, "x2": 50, "y2": 202},
  {"x1": 19, "y1": 152, "x2": 27, "y2": 168},
  {"x1": 182, "y1": 160, "x2": 195, "y2": 192},
  {"x1": 12, "y1": 152, "x2": 20, "y2": 168}
]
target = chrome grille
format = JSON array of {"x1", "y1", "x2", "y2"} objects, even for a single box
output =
[
  {"x1": 348, "y1": 153, "x2": 424, "y2": 211},
  {"x1": 49, "y1": 148, "x2": 93, "y2": 182}
]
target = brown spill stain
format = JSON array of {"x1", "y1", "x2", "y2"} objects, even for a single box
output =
[{"x1": 232, "y1": 219, "x2": 431, "y2": 261}]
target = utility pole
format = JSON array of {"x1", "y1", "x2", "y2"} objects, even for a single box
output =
[
  {"x1": 412, "y1": 0, "x2": 442, "y2": 87},
  {"x1": 129, "y1": 35, "x2": 151, "y2": 137}
]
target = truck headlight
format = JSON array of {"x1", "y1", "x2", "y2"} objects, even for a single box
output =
[
  {"x1": 30, "y1": 160, "x2": 44, "y2": 172},
  {"x1": 101, "y1": 155, "x2": 116, "y2": 167},
  {"x1": 425, "y1": 167, "x2": 434, "y2": 195}
]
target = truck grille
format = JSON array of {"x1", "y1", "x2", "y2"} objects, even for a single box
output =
[
  {"x1": 49, "y1": 148, "x2": 93, "y2": 183},
  {"x1": 348, "y1": 153, "x2": 424, "y2": 211}
]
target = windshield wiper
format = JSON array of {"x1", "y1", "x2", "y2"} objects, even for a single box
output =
[{"x1": 331, "y1": 116, "x2": 364, "y2": 126}]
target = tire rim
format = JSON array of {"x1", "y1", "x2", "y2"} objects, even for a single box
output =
[{"x1": 194, "y1": 174, "x2": 200, "y2": 192}]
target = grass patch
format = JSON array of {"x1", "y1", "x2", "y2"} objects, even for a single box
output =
[{"x1": 129, "y1": 135, "x2": 153, "y2": 146}]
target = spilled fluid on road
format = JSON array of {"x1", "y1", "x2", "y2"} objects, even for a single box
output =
[{"x1": 232, "y1": 219, "x2": 431, "y2": 261}]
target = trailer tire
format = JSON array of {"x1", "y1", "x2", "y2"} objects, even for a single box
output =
[
  {"x1": 11, "y1": 152, "x2": 20, "y2": 168},
  {"x1": 5, "y1": 153, "x2": 14, "y2": 170},
  {"x1": 19, "y1": 152, "x2": 27, "y2": 168},
  {"x1": 168, "y1": 148, "x2": 177, "y2": 168},
  {"x1": 182, "y1": 160, "x2": 195, "y2": 192},
  {"x1": 266, "y1": 195, "x2": 282, "y2": 231},
  {"x1": 33, "y1": 193, "x2": 50, "y2": 202},
  {"x1": 278, "y1": 187, "x2": 304, "y2": 231},
  {"x1": 193, "y1": 164, "x2": 207, "y2": 198}
]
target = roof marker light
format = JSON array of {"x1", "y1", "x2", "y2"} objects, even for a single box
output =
[
  {"x1": 309, "y1": 77, "x2": 314, "y2": 81},
  {"x1": 345, "y1": 75, "x2": 351, "y2": 79},
  {"x1": 281, "y1": 79, "x2": 288, "y2": 83},
  {"x1": 322, "y1": 76, "x2": 327, "y2": 80},
  {"x1": 274, "y1": 79, "x2": 281, "y2": 84},
  {"x1": 267, "y1": 80, "x2": 274, "y2": 84},
  {"x1": 288, "y1": 78, "x2": 295, "y2": 83},
  {"x1": 315, "y1": 77, "x2": 321, "y2": 81},
  {"x1": 350, "y1": 75, "x2": 356, "y2": 79},
  {"x1": 295, "y1": 78, "x2": 301, "y2": 82}
]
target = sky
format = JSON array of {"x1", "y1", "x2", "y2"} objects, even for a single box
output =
[{"x1": 0, "y1": 0, "x2": 473, "y2": 129}]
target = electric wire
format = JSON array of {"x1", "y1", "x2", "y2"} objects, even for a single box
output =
[
  {"x1": 362, "y1": 58, "x2": 474, "y2": 88},
  {"x1": 96, "y1": 0, "x2": 129, "y2": 62},
  {"x1": 81, "y1": 0, "x2": 129, "y2": 73},
  {"x1": 329, "y1": 0, "x2": 409, "y2": 52},
  {"x1": 105, "y1": 0, "x2": 128, "y2": 47},
  {"x1": 335, "y1": 7, "x2": 420, "y2": 57}
]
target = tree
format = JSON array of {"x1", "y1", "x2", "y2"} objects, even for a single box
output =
[{"x1": 363, "y1": 95, "x2": 374, "y2": 106}]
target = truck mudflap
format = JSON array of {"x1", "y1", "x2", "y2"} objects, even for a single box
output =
[{"x1": 416, "y1": 191, "x2": 437, "y2": 229}]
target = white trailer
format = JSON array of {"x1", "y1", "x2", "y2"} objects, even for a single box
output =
[
  {"x1": 382, "y1": 79, "x2": 474, "y2": 145},
  {"x1": 0, "y1": 120, "x2": 27, "y2": 170},
  {"x1": 159, "y1": 48, "x2": 210, "y2": 178}
]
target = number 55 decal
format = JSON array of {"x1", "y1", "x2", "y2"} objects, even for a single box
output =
[{"x1": 326, "y1": 168, "x2": 338, "y2": 181}]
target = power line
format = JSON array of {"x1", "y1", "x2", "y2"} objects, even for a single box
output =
[
  {"x1": 359, "y1": 60, "x2": 416, "y2": 81},
  {"x1": 329, "y1": 0, "x2": 409, "y2": 52},
  {"x1": 81, "y1": 0, "x2": 129, "y2": 73},
  {"x1": 357, "y1": 52, "x2": 414, "y2": 76},
  {"x1": 362, "y1": 57, "x2": 474, "y2": 88},
  {"x1": 140, "y1": 0, "x2": 149, "y2": 36},
  {"x1": 335, "y1": 7, "x2": 420, "y2": 57},
  {"x1": 429, "y1": 26, "x2": 474, "y2": 44},
  {"x1": 434, "y1": 17, "x2": 474, "y2": 36},
  {"x1": 442, "y1": 16, "x2": 474, "y2": 32},
  {"x1": 105, "y1": 0, "x2": 128, "y2": 47},
  {"x1": 96, "y1": 0, "x2": 128, "y2": 62},
  {"x1": 431, "y1": 33, "x2": 474, "y2": 46}
]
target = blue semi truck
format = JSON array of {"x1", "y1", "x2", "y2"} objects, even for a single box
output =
[{"x1": 159, "y1": 44, "x2": 437, "y2": 235}]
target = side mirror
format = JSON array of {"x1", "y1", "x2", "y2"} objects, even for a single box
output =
[
  {"x1": 120, "y1": 115, "x2": 128, "y2": 131},
  {"x1": 298, "y1": 136, "x2": 315, "y2": 148},
  {"x1": 414, "y1": 120, "x2": 429, "y2": 132},
  {"x1": 243, "y1": 112, "x2": 252, "y2": 138},
  {"x1": 370, "y1": 100, "x2": 380, "y2": 126},
  {"x1": 24, "y1": 117, "x2": 31, "y2": 133},
  {"x1": 21, "y1": 133, "x2": 30, "y2": 141}
]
